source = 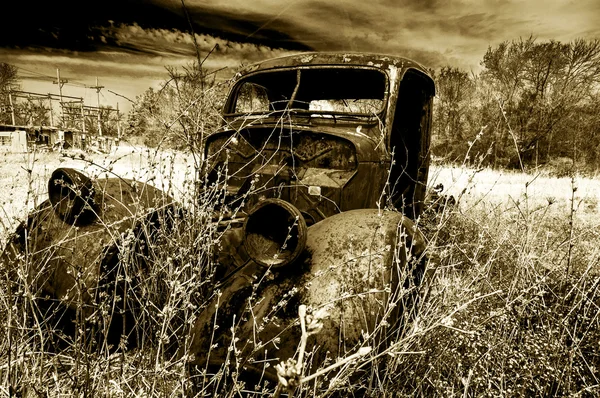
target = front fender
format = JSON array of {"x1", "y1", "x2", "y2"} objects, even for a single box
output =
[
  {"x1": 188, "y1": 208, "x2": 426, "y2": 380},
  {"x1": 1, "y1": 168, "x2": 174, "y2": 316}
]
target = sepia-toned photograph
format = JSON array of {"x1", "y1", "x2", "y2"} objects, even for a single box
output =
[{"x1": 1, "y1": 0, "x2": 599, "y2": 396}]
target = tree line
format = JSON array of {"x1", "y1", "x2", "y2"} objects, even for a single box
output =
[
  {"x1": 3, "y1": 37, "x2": 599, "y2": 172},
  {"x1": 432, "y1": 37, "x2": 600, "y2": 172},
  {"x1": 127, "y1": 37, "x2": 600, "y2": 172}
]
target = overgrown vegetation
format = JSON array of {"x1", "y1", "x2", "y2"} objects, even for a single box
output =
[
  {"x1": 1, "y1": 147, "x2": 599, "y2": 397},
  {"x1": 432, "y1": 37, "x2": 600, "y2": 172},
  {"x1": 1, "y1": 38, "x2": 600, "y2": 397},
  {"x1": 403, "y1": 176, "x2": 600, "y2": 396}
]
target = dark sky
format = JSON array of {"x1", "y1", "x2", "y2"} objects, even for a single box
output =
[{"x1": 2, "y1": 0, "x2": 599, "y2": 111}]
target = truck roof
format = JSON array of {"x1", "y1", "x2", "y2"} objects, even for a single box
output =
[{"x1": 237, "y1": 51, "x2": 432, "y2": 78}]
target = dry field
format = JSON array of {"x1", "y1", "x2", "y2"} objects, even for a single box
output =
[
  {"x1": 0, "y1": 144, "x2": 196, "y2": 243},
  {"x1": 3, "y1": 147, "x2": 599, "y2": 235},
  {"x1": 1, "y1": 146, "x2": 600, "y2": 396},
  {"x1": 430, "y1": 164, "x2": 600, "y2": 215}
]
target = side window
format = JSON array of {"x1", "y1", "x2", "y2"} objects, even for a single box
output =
[{"x1": 235, "y1": 83, "x2": 270, "y2": 113}]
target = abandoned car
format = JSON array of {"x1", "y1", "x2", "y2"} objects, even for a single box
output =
[{"x1": 1, "y1": 52, "x2": 435, "y2": 385}]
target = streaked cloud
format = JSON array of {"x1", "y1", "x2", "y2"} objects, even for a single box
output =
[
  {"x1": 1, "y1": 0, "x2": 598, "y2": 111},
  {"x1": 108, "y1": 23, "x2": 294, "y2": 66}
]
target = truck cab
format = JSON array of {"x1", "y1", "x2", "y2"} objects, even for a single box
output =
[{"x1": 205, "y1": 52, "x2": 435, "y2": 221}]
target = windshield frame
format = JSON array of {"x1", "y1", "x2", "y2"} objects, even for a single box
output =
[{"x1": 223, "y1": 65, "x2": 390, "y2": 120}]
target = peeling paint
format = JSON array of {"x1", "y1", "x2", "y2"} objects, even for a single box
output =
[
  {"x1": 235, "y1": 53, "x2": 431, "y2": 79},
  {"x1": 188, "y1": 209, "x2": 427, "y2": 382},
  {"x1": 300, "y1": 54, "x2": 316, "y2": 63}
]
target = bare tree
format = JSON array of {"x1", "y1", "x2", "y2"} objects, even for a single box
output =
[
  {"x1": 126, "y1": 62, "x2": 227, "y2": 153},
  {"x1": 480, "y1": 38, "x2": 600, "y2": 167},
  {"x1": 0, "y1": 63, "x2": 20, "y2": 124},
  {"x1": 431, "y1": 38, "x2": 600, "y2": 169}
]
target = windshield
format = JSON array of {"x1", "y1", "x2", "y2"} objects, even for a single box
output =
[{"x1": 226, "y1": 67, "x2": 387, "y2": 117}]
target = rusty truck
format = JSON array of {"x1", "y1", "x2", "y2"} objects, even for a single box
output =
[{"x1": 2, "y1": 52, "x2": 435, "y2": 388}]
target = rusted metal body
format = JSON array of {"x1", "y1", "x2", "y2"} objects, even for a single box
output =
[
  {"x1": 190, "y1": 52, "x2": 435, "y2": 381},
  {"x1": 189, "y1": 208, "x2": 426, "y2": 381},
  {"x1": 206, "y1": 52, "x2": 435, "y2": 221},
  {"x1": 2, "y1": 168, "x2": 174, "y2": 344},
  {"x1": 1, "y1": 52, "x2": 435, "y2": 386}
]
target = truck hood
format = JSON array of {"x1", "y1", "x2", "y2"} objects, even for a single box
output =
[{"x1": 212, "y1": 119, "x2": 388, "y2": 163}]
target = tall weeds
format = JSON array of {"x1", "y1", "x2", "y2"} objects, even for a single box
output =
[{"x1": 1, "y1": 72, "x2": 599, "y2": 397}]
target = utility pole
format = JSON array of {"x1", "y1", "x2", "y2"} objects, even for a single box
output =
[
  {"x1": 53, "y1": 69, "x2": 68, "y2": 125},
  {"x1": 8, "y1": 92, "x2": 15, "y2": 125},
  {"x1": 48, "y1": 94, "x2": 54, "y2": 127},
  {"x1": 90, "y1": 77, "x2": 104, "y2": 136}
]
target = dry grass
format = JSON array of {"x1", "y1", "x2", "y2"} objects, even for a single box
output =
[
  {"x1": 0, "y1": 143, "x2": 196, "y2": 244},
  {"x1": 430, "y1": 164, "x2": 600, "y2": 214},
  {"x1": 0, "y1": 147, "x2": 599, "y2": 396}
]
